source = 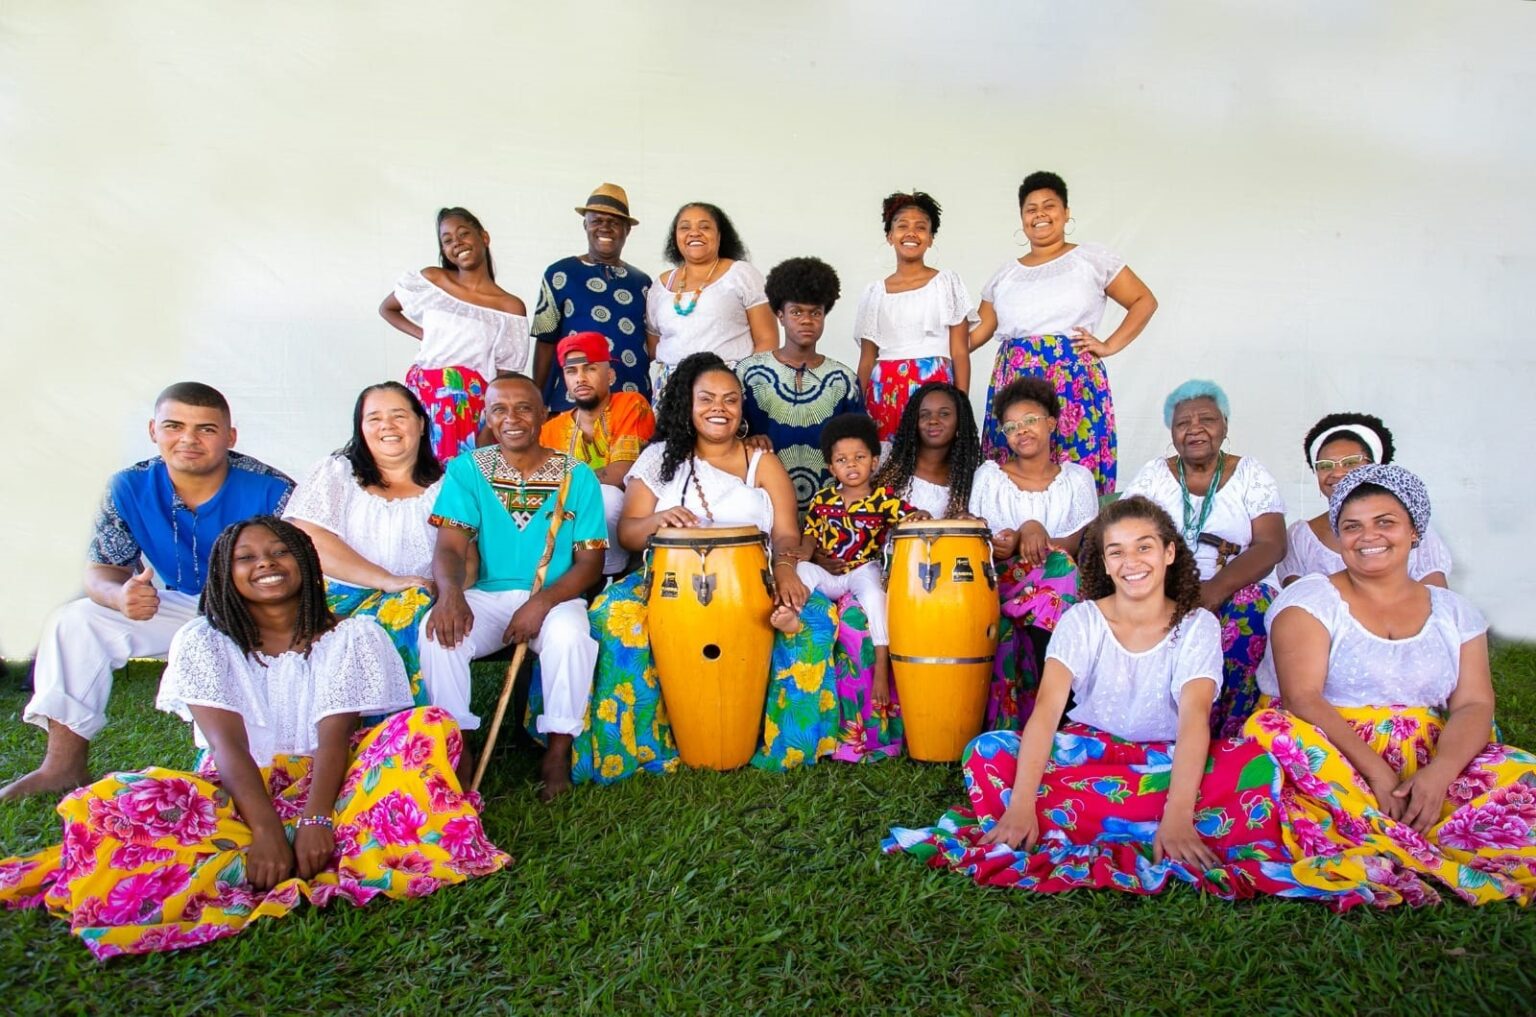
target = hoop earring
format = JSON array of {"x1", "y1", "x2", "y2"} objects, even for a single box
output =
[
  {"x1": 737, "y1": 420, "x2": 750, "y2": 440},
  {"x1": 1013, "y1": 228, "x2": 1029, "y2": 247},
  {"x1": 1064, "y1": 217, "x2": 1077, "y2": 236}
]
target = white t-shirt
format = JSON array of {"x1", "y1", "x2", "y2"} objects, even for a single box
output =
[
  {"x1": 968, "y1": 460, "x2": 1098, "y2": 538},
  {"x1": 393, "y1": 269, "x2": 530, "y2": 379},
  {"x1": 1124, "y1": 456, "x2": 1286, "y2": 581},
  {"x1": 1254, "y1": 574, "x2": 1488, "y2": 708},
  {"x1": 980, "y1": 243, "x2": 1127, "y2": 337},
  {"x1": 646, "y1": 261, "x2": 769, "y2": 367},
  {"x1": 157, "y1": 616, "x2": 415, "y2": 767},
  {"x1": 1047, "y1": 602, "x2": 1223, "y2": 743},
  {"x1": 283, "y1": 455, "x2": 442, "y2": 579},
  {"x1": 852, "y1": 269, "x2": 973, "y2": 362},
  {"x1": 628, "y1": 443, "x2": 774, "y2": 533},
  {"x1": 1278, "y1": 518, "x2": 1453, "y2": 585}
]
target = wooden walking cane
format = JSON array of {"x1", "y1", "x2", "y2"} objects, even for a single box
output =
[{"x1": 469, "y1": 470, "x2": 573, "y2": 794}]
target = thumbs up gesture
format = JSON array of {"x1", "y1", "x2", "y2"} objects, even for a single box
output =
[{"x1": 119, "y1": 564, "x2": 161, "y2": 620}]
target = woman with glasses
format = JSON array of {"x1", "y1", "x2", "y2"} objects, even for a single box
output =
[
  {"x1": 1279, "y1": 412, "x2": 1452, "y2": 588},
  {"x1": 1124, "y1": 379, "x2": 1286, "y2": 737},
  {"x1": 968, "y1": 377, "x2": 1099, "y2": 727}
]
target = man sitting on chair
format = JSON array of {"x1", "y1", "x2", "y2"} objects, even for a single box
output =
[
  {"x1": 419, "y1": 374, "x2": 605, "y2": 801},
  {"x1": 538, "y1": 331, "x2": 655, "y2": 580},
  {"x1": 1, "y1": 382, "x2": 293, "y2": 800}
]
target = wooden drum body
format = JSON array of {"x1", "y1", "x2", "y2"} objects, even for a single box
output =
[
  {"x1": 886, "y1": 519, "x2": 1000, "y2": 762},
  {"x1": 646, "y1": 526, "x2": 775, "y2": 771}
]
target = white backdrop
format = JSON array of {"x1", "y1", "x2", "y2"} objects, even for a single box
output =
[{"x1": 2, "y1": 1, "x2": 1533, "y2": 655}]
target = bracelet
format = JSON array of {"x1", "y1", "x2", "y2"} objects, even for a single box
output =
[{"x1": 298, "y1": 815, "x2": 334, "y2": 830}]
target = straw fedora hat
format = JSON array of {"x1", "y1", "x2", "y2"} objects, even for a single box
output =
[{"x1": 574, "y1": 183, "x2": 638, "y2": 225}]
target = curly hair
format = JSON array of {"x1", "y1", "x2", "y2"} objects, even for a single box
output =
[
  {"x1": 653, "y1": 352, "x2": 739, "y2": 482},
  {"x1": 819, "y1": 412, "x2": 880, "y2": 460},
  {"x1": 1302, "y1": 411, "x2": 1396, "y2": 467},
  {"x1": 1018, "y1": 171, "x2": 1068, "y2": 209},
  {"x1": 992, "y1": 376, "x2": 1060, "y2": 421},
  {"x1": 764, "y1": 256, "x2": 841, "y2": 313},
  {"x1": 340, "y1": 382, "x2": 443, "y2": 489},
  {"x1": 1077, "y1": 496, "x2": 1202, "y2": 632},
  {"x1": 662, "y1": 202, "x2": 749, "y2": 264},
  {"x1": 881, "y1": 191, "x2": 942, "y2": 235},
  {"x1": 873, "y1": 381, "x2": 981, "y2": 518},
  {"x1": 200, "y1": 517, "x2": 335, "y2": 660},
  {"x1": 436, "y1": 207, "x2": 494, "y2": 280}
]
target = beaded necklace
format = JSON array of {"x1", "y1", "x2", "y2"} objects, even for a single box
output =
[
  {"x1": 567, "y1": 402, "x2": 611, "y2": 464},
  {"x1": 671, "y1": 259, "x2": 721, "y2": 317},
  {"x1": 1176, "y1": 453, "x2": 1226, "y2": 549},
  {"x1": 686, "y1": 455, "x2": 716, "y2": 523}
]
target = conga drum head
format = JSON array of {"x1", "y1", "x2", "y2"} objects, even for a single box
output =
[
  {"x1": 650, "y1": 524, "x2": 766, "y2": 548},
  {"x1": 890, "y1": 518, "x2": 992, "y2": 540}
]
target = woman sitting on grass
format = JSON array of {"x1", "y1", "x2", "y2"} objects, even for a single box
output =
[
  {"x1": 0, "y1": 517, "x2": 508, "y2": 958},
  {"x1": 885, "y1": 497, "x2": 1346, "y2": 904},
  {"x1": 1247, "y1": 465, "x2": 1536, "y2": 907}
]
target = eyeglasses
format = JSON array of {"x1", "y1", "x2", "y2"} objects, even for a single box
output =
[
  {"x1": 1000, "y1": 415, "x2": 1049, "y2": 436},
  {"x1": 1314, "y1": 454, "x2": 1370, "y2": 473}
]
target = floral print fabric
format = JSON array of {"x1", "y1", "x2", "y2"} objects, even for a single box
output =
[
  {"x1": 326, "y1": 581, "x2": 434, "y2": 708},
  {"x1": 1214, "y1": 583, "x2": 1275, "y2": 738},
  {"x1": 405, "y1": 363, "x2": 489, "y2": 465},
  {"x1": 982, "y1": 334, "x2": 1116, "y2": 496},
  {"x1": 865, "y1": 356, "x2": 953, "y2": 443},
  {"x1": 0, "y1": 707, "x2": 508, "y2": 959},
  {"x1": 1245, "y1": 702, "x2": 1536, "y2": 907}
]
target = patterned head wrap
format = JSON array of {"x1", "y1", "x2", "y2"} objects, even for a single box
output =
[{"x1": 1328, "y1": 463, "x2": 1431, "y2": 537}]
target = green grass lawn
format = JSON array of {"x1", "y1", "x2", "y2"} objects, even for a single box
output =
[{"x1": 2, "y1": 647, "x2": 1535, "y2": 1017}]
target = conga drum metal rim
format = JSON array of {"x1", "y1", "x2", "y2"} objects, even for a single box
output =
[
  {"x1": 649, "y1": 524, "x2": 767, "y2": 549},
  {"x1": 889, "y1": 519, "x2": 992, "y2": 539}
]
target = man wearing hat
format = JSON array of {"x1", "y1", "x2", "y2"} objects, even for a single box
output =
[
  {"x1": 531, "y1": 183, "x2": 654, "y2": 414},
  {"x1": 539, "y1": 331, "x2": 656, "y2": 577}
]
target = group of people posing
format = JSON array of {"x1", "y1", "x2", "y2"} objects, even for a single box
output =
[{"x1": 2, "y1": 173, "x2": 1531, "y2": 960}]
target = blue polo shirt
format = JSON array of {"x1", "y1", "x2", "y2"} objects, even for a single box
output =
[{"x1": 87, "y1": 451, "x2": 294, "y2": 595}]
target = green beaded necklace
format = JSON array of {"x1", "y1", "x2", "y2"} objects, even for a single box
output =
[{"x1": 1176, "y1": 453, "x2": 1226, "y2": 549}]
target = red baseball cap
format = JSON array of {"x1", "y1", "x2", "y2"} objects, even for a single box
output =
[{"x1": 556, "y1": 332, "x2": 612, "y2": 366}]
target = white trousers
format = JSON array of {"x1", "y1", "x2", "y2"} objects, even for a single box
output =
[
  {"x1": 417, "y1": 588, "x2": 596, "y2": 735},
  {"x1": 600, "y1": 483, "x2": 631, "y2": 576},
  {"x1": 796, "y1": 560, "x2": 889, "y2": 646},
  {"x1": 24, "y1": 590, "x2": 200, "y2": 740}
]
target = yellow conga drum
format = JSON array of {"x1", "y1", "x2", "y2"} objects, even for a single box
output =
[
  {"x1": 646, "y1": 525, "x2": 776, "y2": 771},
  {"x1": 887, "y1": 519, "x2": 1000, "y2": 762}
]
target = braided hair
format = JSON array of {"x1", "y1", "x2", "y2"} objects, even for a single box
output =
[
  {"x1": 873, "y1": 381, "x2": 981, "y2": 518},
  {"x1": 653, "y1": 352, "x2": 739, "y2": 483},
  {"x1": 1301, "y1": 411, "x2": 1396, "y2": 467},
  {"x1": 200, "y1": 516, "x2": 336, "y2": 660},
  {"x1": 1077, "y1": 496, "x2": 1202, "y2": 632}
]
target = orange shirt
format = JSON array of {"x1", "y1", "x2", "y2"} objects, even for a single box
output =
[{"x1": 539, "y1": 391, "x2": 656, "y2": 470}]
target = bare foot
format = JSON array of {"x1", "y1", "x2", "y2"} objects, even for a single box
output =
[
  {"x1": 0, "y1": 765, "x2": 89, "y2": 802},
  {"x1": 538, "y1": 735, "x2": 574, "y2": 803},
  {"x1": 871, "y1": 649, "x2": 893, "y2": 707},
  {"x1": 769, "y1": 605, "x2": 803, "y2": 635},
  {"x1": 455, "y1": 747, "x2": 478, "y2": 790}
]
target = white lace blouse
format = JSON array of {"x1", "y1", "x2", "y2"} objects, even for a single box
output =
[
  {"x1": 646, "y1": 262, "x2": 769, "y2": 367},
  {"x1": 284, "y1": 455, "x2": 441, "y2": 579},
  {"x1": 157, "y1": 617, "x2": 415, "y2": 767},
  {"x1": 628, "y1": 443, "x2": 775, "y2": 533},
  {"x1": 968, "y1": 460, "x2": 1098, "y2": 538},
  {"x1": 1278, "y1": 518, "x2": 1453, "y2": 585},
  {"x1": 393, "y1": 269, "x2": 531, "y2": 379},
  {"x1": 1255, "y1": 574, "x2": 1488, "y2": 708},
  {"x1": 1124, "y1": 456, "x2": 1286, "y2": 582},
  {"x1": 852, "y1": 270, "x2": 973, "y2": 362},
  {"x1": 1048, "y1": 602, "x2": 1223, "y2": 743},
  {"x1": 896, "y1": 475, "x2": 955, "y2": 519},
  {"x1": 980, "y1": 243, "x2": 1127, "y2": 337}
]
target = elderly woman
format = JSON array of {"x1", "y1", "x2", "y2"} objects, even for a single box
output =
[
  {"x1": 968, "y1": 171, "x2": 1158, "y2": 495},
  {"x1": 562, "y1": 353, "x2": 840, "y2": 783},
  {"x1": 530, "y1": 183, "x2": 654, "y2": 412},
  {"x1": 1125, "y1": 380, "x2": 1285, "y2": 736},
  {"x1": 284, "y1": 382, "x2": 443, "y2": 705},
  {"x1": 1279, "y1": 412, "x2": 1452, "y2": 588},
  {"x1": 1246, "y1": 465, "x2": 1536, "y2": 908},
  {"x1": 645, "y1": 202, "x2": 778, "y2": 401}
]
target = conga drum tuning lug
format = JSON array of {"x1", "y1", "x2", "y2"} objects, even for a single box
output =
[{"x1": 692, "y1": 573, "x2": 717, "y2": 606}]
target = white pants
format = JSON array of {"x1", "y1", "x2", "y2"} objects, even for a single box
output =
[
  {"x1": 417, "y1": 588, "x2": 597, "y2": 735},
  {"x1": 796, "y1": 560, "x2": 889, "y2": 646},
  {"x1": 24, "y1": 590, "x2": 200, "y2": 740},
  {"x1": 600, "y1": 484, "x2": 631, "y2": 576}
]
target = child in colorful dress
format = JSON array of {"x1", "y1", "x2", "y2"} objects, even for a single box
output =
[
  {"x1": 772, "y1": 414, "x2": 922, "y2": 706},
  {"x1": 380, "y1": 206, "x2": 530, "y2": 463},
  {"x1": 885, "y1": 496, "x2": 1334, "y2": 904},
  {"x1": 0, "y1": 517, "x2": 509, "y2": 958}
]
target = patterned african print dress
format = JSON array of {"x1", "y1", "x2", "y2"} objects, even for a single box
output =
[
  {"x1": 531, "y1": 256, "x2": 654, "y2": 412},
  {"x1": 978, "y1": 245, "x2": 1128, "y2": 495},
  {"x1": 394, "y1": 269, "x2": 530, "y2": 464},
  {"x1": 736, "y1": 352, "x2": 865, "y2": 513},
  {"x1": 0, "y1": 619, "x2": 508, "y2": 958},
  {"x1": 852, "y1": 270, "x2": 972, "y2": 442}
]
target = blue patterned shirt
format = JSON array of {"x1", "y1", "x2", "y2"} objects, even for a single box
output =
[
  {"x1": 736, "y1": 351, "x2": 865, "y2": 512},
  {"x1": 532, "y1": 256, "x2": 654, "y2": 412}
]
